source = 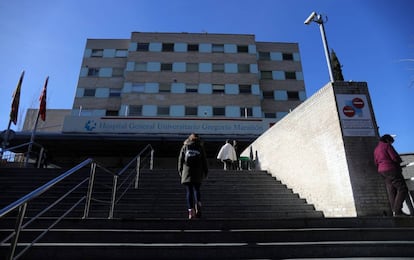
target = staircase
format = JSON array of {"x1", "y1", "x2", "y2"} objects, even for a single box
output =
[
  {"x1": 114, "y1": 169, "x2": 324, "y2": 219},
  {"x1": 1, "y1": 167, "x2": 414, "y2": 259}
]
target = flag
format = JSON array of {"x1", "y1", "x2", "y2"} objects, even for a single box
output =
[
  {"x1": 10, "y1": 71, "x2": 25, "y2": 125},
  {"x1": 39, "y1": 76, "x2": 48, "y2": 121}
]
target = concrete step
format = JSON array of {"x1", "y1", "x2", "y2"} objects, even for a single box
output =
[{"x1": 1, "y1": 218, "x2": 414, "y2": 259}]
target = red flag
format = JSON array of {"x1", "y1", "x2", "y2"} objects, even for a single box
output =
[
  {"x1": 10, "y1": 71, "x2": 25, "y2": 125},
  {"x1": 39, "y1": 76, "x2": 48, "y2": 121}
]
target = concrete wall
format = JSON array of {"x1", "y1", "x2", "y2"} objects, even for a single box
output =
[{"x1": 242, "y1": 82, "x2": 390, "y2": 217}]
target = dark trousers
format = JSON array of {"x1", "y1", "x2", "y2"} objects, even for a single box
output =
[
  {"x1": 380, "y1": 169, "x2": 408, "y2": 214},
  {"x1": 183, "y1": 182, "x2": 201, "y2": 209}
]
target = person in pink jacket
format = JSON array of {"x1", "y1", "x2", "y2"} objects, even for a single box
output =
[{"x1": 374, "y1": 134, "x2": 409, "y2": 216}]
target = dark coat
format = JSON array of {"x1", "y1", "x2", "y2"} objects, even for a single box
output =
[{"x1": 178, "y1": 139, "x2": 208, "y2": 184}]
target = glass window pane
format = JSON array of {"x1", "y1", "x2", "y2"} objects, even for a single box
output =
[
  {"x1": 84, "y1": 89, "x2": 96, "y2": 97},
  {"x1": 137, "y1": 43, "x2": 149, "y2": 51},
  {"x1": 212, "y1": 44, "x2": 224, "y2": 53},
  {"x1": 187, "y1": 44, "x2": 199, "y2": 51}
]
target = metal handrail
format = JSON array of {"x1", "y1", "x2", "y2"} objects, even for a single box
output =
[
  {"x1": 107, "y1": 144, "x2": 154, "y2": 219},
  {"x1": 0, "y1": 158, "x2": 94, "y2": 260},
  {"x1": 0, "y1": 158, "x2": 92, "y2": 218},
  {"x1": 1, "y1": 141, "x2": 46, "y2": 168},
  {"x1": 0, "y1": 144, "x2": 154, "y2": 259}
]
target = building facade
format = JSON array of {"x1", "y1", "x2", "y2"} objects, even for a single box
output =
[{"x1": 63, "y1": 32, "x2": 306, "y2": 136}]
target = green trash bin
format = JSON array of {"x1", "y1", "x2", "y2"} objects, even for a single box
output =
[{"x1": 239, "y1": 156, "x2": 250, "y2": 170}]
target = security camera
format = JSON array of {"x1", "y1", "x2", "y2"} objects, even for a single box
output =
[{"x1": 304, "y1": 11, "x2": 317, "y2": 25}]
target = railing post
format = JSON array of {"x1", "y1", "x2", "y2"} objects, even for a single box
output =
[
  {"x1": 135, "y1": 156, "x2": 141, "y2": 189},
  {"x1": 108, "y1": 175, "x2": 118, "y2": 219},
  {"x1": 8, "y1": 203, "x2": 27, "y2": 260},
  {"x1": 83, "y1": 162, "x2": 96, "y2": 219},
  {"x1": 150, "y1": 149, "x2": 154, "y2": 170},
  {"x1": 36, "y1": 147, "x2": 44, "y2": 168}
]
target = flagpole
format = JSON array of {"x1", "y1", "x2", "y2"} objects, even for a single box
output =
[
  {"x1": 25, "y1": 76, "x2": 48, "y2": 167},
  {"x1": 25, "y1": 111, "x2": 41, "y2": 167}
]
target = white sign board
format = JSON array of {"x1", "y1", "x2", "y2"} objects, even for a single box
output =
[
  {"x1": 62, "y1": 116, "x2": 270, "y2": 135},
  {"x1": 336, "y1": 94, "x2": 375, "y2": 136}
]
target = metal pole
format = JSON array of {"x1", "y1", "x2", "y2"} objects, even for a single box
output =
[
  {"x1": 317, "y1": 15, "x2": 334, "y2": 82},
  {"x1": 8, "y1": 203, "x2": 27, "y2": 260},
  {"x1": 135, "y1": 156, "x2": 141, "y2": 189},
  {"x1": 150, "y1": 149, "x2": 154, "y2": 170},
  {"x1": 25, "y1": 112, "x2": 40, "y2": 167},
  {"x1": 108, "y1": 175, "x2": 118, "y2": 219},
  {"x1": 83, "y1": 162, "x2": 96, "y2": 219}
]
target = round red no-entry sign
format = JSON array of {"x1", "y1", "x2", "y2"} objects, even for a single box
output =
[
  {"x1": 343, "y1": 105, "x2": 355, "y2": 117},
  {"x1": 352, "y1": 97, "x2": 364, "y2": 109}
]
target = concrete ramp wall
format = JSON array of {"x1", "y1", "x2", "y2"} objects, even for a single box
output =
[{"x1": 242, "y1": 82, "x2": 389, "y2": 217}]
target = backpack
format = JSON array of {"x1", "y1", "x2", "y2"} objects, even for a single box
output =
[{"x1": 184, "y1": 143, "x2": 201, "y2": 167}]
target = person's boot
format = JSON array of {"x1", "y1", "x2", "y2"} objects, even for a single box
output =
[
  {"x1": 195, "y1": 202, "x2": 202, "y2": 218},
  {"x1": 188, "y1": 208, "x2": 196, "y2": 219}
]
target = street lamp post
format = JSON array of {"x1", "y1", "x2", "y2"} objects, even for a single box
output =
[{"x1": 304, "y1": 11, "x2": 334, "y2": 82}]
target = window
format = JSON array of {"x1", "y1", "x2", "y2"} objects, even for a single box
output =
[
  {"x1": 186, "y1": 84, "x2": 198, "y2": 93},
  {"x1": 213, "y1": 107, "x2": 225, "y2": 116},
  {"x1": 263, "y1": 91, "x2": 274, "y2": 99},
  {"x1": 128, "y1": 105, "x2": 142, "y2": 116},
  {"x1": 240, "y1": 107, "x2": 253, "y2": 117},
  {"x1": 84, "y1": 89, "x2": 96, "y2": 97},
  {"x1": 212, "y1": 84, "x2": 225, "y2": 94},
  {"x1": 158, "y1": 106, "x2": 170, "y2": 116},
  {"x1": 237, "y1": 45, "x2": 248, "y2": 53},
  {"x1": 161, "y1": 63, "x2": 173, "y2": 71},
  {"x1": 212, "y1": 44, "x2": 224, "y2": 53},
  {"x1": 239, "y1": 84, "x2": 251, "y2": 94},
  {"x1": 212, "y1": 63, "x2": 224, "y2": 72},
  {"x1": 137, "y1": 43, "x2": 149, "y2": 51},
  {"x1": 135, "y1": 62, "x2": 147, "y2": 71},
  {"x1": 115, "y1": 49, "x2": 128, "y2": 57},
  {"x1": 187, "y1": 44, "x2": 199, "y2": 52},
  {"x1": 91, "y1": 49, "x2": 103, "y2": 57},
  {"x1": 87, "y1": 68, "x2": 99, "y2": 76},
  {"x1": 106, "y1": 110, "x2": 118, "y2": 116},
  {"x1": 185, "y1": 106, "x2": 198, "y2": 116},
  {"x1": 259, "y1": 52, "x2": 270, "y2": 60},
  {"x1": 287, "y1": 91, "x2": 300, "y2": 100},
  {"x1": 283, "y1": 53, "x2": 294, "y2": 60},
  {"x1": 132, "y1": 83, "x2": 145, "y2": 93},
  {"x1": 238, "y1": 64, "x2": 250, "y2": 73},
  {"x1": 112, "y1": 68, "x2": 124, "y2": 77},
  {"x1": 264, "y1": 112, "x2": 276, "y2": 118},
  {"x1": 186, "y1": 63, "x2": 199, "y2": 72},
  {"x1": 159, "y1": 83, "x2": 170, "y2": 93},
  {"x1": 162, "y1": 43, "x2": 174, "y2": 52},
  {"x1": 285, "y1": 71, "x2": 297, "y2": 80},
  {"x1": 109, "y1": 89, "x2": 121, "y2": 97},
  {"x1": 260, "y1": 71, "x2": 273, "y2": 79}
]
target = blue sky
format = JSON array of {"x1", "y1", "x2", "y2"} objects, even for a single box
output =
[{"x1": 1, "y1": 0, "x2": 413, "y2": 153}]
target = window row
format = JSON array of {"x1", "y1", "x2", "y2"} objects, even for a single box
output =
[
  {"x1": 127, "y1": 62, "x2": 257, "y2": 74},
  {"x1": 87, "y1": 49, "x2": 128, "y2": 58},
  {"x1": 75, "y1": 105, "x2": 290, "y2": 119},
  {"x1": 76, "y1": 86, "x2": 305, "y2": 101},
  {"x1": 131, "y1": 42, "x2": 254, "y2": 54},
  {"x1": 75, "y1": 105, "x2": 263, "y2": 118},
  {"x1": 82, "y1": 66, "x2": 303, "y2": 81},
  {"x1": 77, "y1": 83, "x2": 260, "y2": 97},
  {"x1": 85, "y1": 47, "x2": 300, "y2": 62}
]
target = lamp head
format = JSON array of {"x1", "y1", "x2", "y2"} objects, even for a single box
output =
[{"x1": 304, "y1": 11, "x2": 317, "y2": 25}]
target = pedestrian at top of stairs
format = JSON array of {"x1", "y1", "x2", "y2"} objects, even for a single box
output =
[
  {"x1": 178, "y1": 133, "x2": 208, "y2": 219},
  {"x1": 374, "y1": 134, "x2": 411, "y2": 217},
  {"x1": 217, "y1": 139, "x2": 237, "y2": 171}
]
